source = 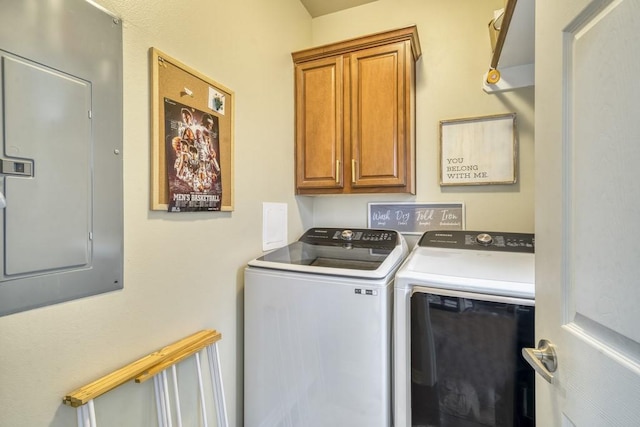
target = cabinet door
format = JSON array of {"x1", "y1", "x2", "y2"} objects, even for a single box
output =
[
  {"x1": 295, "y1": 56, "x2": 343, "y2": 191},
  {"x1": 350, "y1": 42, "x2": 408, "y2": 190}
]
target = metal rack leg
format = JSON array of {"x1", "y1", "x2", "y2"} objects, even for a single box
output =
[{"x1": 207, "y1": 343, "x2": 229, "y2": 427}]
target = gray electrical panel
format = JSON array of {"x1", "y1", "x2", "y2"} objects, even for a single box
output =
[{"x1": 0, "y1": 0, "x2": 123, "y2": 316}]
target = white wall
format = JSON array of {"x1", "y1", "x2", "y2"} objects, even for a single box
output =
[
  {"x1": 307, "y1": 0, "x2": 535, "y2": 235},
  {"x1": 0, "y1": 0, "x2": 534, "y2": 426}
]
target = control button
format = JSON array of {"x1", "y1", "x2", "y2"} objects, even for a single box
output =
[
  {"x1": 341, "y1": 229, "x2": 354, "y2": 240},
  {"x1": 476, "y1": 233, "x2": 493, "y2": 246}
]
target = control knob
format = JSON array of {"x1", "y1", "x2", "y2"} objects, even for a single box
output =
[
  {"x1": 476, "y1": 233, "x2": 493, "y2": 246},
  {"x1": 341, "y1": 229, "x2": 354, "y2": 241}
]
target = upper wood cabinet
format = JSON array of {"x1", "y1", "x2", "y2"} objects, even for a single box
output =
[{"x1": 292, "y1": 26, "x2": 421, "y2": 195}]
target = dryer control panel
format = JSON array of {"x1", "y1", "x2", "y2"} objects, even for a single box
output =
[
  {"x1": 418, "y1": 230, "x2": 534, "y2": 253},
  {"x1": 299, "y1": 227, "x2": 398, "y2": 250}
]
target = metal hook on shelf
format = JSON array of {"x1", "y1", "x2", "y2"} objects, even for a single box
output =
[{"x1": 486, "y1": 68, "x2": 501, "y2": 84}]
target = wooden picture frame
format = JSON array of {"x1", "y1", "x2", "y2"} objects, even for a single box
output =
[
  {"x1": 439, "y1": 113, "x2": 517, "y2": 186},
  {"x1": 150, "y1": 47, "x2": 234, "y2": 211}
]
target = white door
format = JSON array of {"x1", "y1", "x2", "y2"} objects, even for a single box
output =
[{"x1": 534, "y1": 0, "x2": 640, "y2": 425}]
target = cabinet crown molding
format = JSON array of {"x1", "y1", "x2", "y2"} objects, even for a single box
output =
[{"x1": 292, "y1": 25, "x2": 421, "y2": 64}]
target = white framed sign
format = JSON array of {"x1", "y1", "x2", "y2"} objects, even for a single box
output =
[{"x1": 439, "y1": 113, "x2": 517, "y2": 186}]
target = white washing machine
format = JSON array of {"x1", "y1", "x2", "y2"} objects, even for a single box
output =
[
  {"x1": 244, "y1": 227, "x2": 408, "y2": 427},
  {"x1": 393, "y1": 230, "x2": 535, "y2": 427}
]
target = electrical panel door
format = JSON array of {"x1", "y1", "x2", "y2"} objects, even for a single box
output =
[{"x1": 1, "y1": 54, "x2": 92, "y2": 278}]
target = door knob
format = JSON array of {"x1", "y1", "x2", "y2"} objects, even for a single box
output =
[{"x1": 522, "y1": 339, "x2": 557, "y2": 383}]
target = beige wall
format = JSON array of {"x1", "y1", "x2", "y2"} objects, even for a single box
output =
[{"x1": 0, "y1": 0, "x2": 534, "y2": 426}]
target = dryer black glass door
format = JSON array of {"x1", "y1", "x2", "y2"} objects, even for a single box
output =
[{"x1": 410, "y1": 292, "x2": 535, "y2": 427}]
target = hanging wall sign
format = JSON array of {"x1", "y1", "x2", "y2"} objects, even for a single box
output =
[
  {"x1": 439, "y1": 113, "x2": 517, "y2": 186},
  {"x1": 368, "y1": 202, "x2": 465, "y2": 235}
]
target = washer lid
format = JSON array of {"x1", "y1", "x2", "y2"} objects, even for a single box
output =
[
  {"x1": 248, "y1": 227, "x2": 408, "y2": 279},
  {"x1": 395, "y1": 232, "x2": 535, "y2": 299}
]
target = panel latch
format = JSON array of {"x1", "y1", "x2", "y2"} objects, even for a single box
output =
[{"x1": 0, "y1": 158, "x2": 34, "y2": 177}]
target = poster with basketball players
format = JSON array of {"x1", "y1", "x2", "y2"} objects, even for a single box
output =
[{"x1": 164, "y1": 98, "x2": 222, "y2": 211}]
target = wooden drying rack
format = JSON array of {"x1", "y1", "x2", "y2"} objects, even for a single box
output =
[{"x1": 64, "y1": 329, "x2": 221, "y2": 407}]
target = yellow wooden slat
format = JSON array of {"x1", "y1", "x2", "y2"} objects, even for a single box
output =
[
  {"x1": 63, "y1": 330, "x2": 219, "y2": 407},
  {"x1": 134, "y1": 330, "x2": 222, "y2": 384}
]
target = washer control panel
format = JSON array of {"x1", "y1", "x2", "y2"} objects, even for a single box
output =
[
  {"x1": 299, "y1": 227, "x2": 398, "y2": 250},
  {"x1": 418, "y1": 230, "x2": 534, "y2": 253}
]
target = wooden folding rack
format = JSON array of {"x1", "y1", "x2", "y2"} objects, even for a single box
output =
[{"x1": 63, "y1": 329, "x2": 228, "y2": 427}]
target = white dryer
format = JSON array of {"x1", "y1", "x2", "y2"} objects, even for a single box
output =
[
  {"x1": 245, "y1": 227, "x2": 408, "y2": 427},
  {"x1": 394, "y1": 230, "x2": 535, "y2": 427}
]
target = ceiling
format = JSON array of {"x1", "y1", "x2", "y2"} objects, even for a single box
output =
[{"x1": 299, "y1": 0, "x2": 379, "y2": 17}]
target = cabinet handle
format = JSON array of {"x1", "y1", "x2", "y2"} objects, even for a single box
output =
[
  {"x1": 351, "y1": 159, "x2": 356, "y2": 183},
  {"x1": 336, "y1": 160, "x2": 340, "y2": 183}
]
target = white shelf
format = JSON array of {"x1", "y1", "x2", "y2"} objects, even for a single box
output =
[{"x1": 483, "y1": 0, "x2": 535, "y2": 93}]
